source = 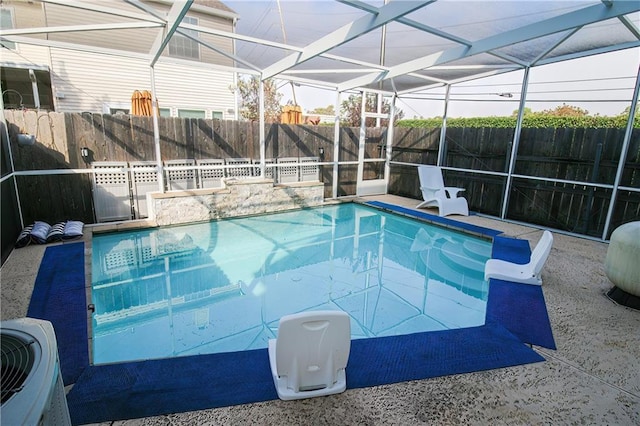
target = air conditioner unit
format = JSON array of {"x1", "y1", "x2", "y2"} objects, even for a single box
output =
[{"x1": 1, "y1": 318, "x2": 72, "y2": 426}]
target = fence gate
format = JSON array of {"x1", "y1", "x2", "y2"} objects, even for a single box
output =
[{"x1": 92, "y1": 162, "x2": 132, "y2": 222}]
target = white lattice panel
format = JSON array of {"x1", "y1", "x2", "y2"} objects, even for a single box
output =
[
  {"x1": 277, "y1": 157, "x2": 299, "y2": 183},
  {"x1": 226, "y1": 158, "x2": 253, "y2": 178},
  {"x1": 197, "y1": 159, "x2": 225, "y2": 189},
  {"x1": 165, "y1": 159, "x2": 196, "y2": 191},
  {"x1": 300, "y1": 157, "x2": 320, "y2": 181},
  {"x1": 92, "y1": 161, "x2": 132, "y2": 222},
  {"x1": 253, "y1": 158, "x2": 275, "y2": 180},
  {"x1": 130, "y1": 161, "x2": 158, "y2": 219}
]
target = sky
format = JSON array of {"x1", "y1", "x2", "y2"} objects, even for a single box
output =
[{"x1": 277, "y1": 48, "x2": 639, "y2": 119}]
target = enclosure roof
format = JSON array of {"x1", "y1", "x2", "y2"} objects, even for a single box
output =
[{"x1": 2, "y1": 0, "x2": 640, "y2": 94}]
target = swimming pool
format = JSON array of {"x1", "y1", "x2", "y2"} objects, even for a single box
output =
[{"x1": 91, "y1": 203, "x2": 492, "y2": 364}]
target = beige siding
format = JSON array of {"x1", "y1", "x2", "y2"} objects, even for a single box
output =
[
  {"x1": 154, "y1": 62, "x2": 235, "y2": 117},
  {"x1": 43, "y1": 2, "x2": 158, "y2": 55},
  {"x1": 1, "y1": 1, "x2": 50, "y2": 65},
  {"x1": 3, "y1": 1, "x2": 47, "y2": 35},
  {"x1": 4, "y1": 0, "x2": 236, "y2": 116},
  {"x1": 50, "y1": 49, "x2": 235, "y2": 117},
  {"x1": 49, "y1": 49, "x2": 150, "y2": 113},
  {"x1": 0, "y1": 44, "x2": 51, "y2": 69},
  {"x1": 43, "y1": 0, "x2": 234, "y2": 66}
]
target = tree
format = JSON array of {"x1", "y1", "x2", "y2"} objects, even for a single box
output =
[
  {"x1": 309, "y1": 105, "x2": 335, "y2": 116},
  {"x1": 540, "y1": 104, "x2": 589, "y2": 117},
  {"x1": 232, "y1": 76, "x2": 282, "y2": 122},
  {"x1": 617, "y1": 105, "x2": 640, "y2": 121},
  {"x1": 511, "y1": 107, "x2": 533, "y2": 117},
  {"x1": 340, "y1": 94, "x2": 404, "y2": 127}
]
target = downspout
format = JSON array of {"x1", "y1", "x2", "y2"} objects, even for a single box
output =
[
  {"x1": 437, "y1": 84, "x2": 451, "y2": 166},
  {"x1": 602, "y1": 64, "x2": 640, "y2": 239},
  {"x1": 150, "y1": 65, "x2": 164, "y2": 192},
  {"x1": 501, "y1": 67, "x2": 530, "y2": 219}
]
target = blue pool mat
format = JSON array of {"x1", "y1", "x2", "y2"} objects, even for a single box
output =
[
  {"x1": 67, "y1": 348, "x2": 278, "y2": 423},
  {"x1": 26, "y1": 225, "x2": 555, "y2": 424},
  {"x1": 363, "y1": 201, "x2": 501, "y2": 237},
  {"x1": 67, "y1": 322, "x2": 542, "y2": 425},
  {"x1": 487, "y1": 236, "x2": 556, "y2": 350},
  {"x1": 487, "y1": 280, "x2": 556, "y2": 350},
  {"x1": 491, "y1": 235, "x2": 531, "y2": 263},
  {"x1": 27, "y1": 242, "x2": 88, "y2": 385},
  {"x1": 347, "y1": 323, "x2": 543, "y2": 388}
]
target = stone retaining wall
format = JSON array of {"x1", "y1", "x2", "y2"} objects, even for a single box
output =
[{"x1": 148, "y1": 179, "x2": 325, "y2": 226}]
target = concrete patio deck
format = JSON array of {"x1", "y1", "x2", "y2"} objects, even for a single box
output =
[{"x1": 1, "y1": 195, "x2": 638, "y2": 425}]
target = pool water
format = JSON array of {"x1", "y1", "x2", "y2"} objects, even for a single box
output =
[{"x1": 91, "y1": 203, "x2": 492, "y2": 364}]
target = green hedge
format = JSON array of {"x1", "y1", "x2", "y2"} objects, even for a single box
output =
[{"x1": 397, "y1": 115, "x2": 636, "y2": 129}]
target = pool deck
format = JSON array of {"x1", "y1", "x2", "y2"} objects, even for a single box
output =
[{"x1": 2, "y1": 194, "x2": 639, "y2": 425}]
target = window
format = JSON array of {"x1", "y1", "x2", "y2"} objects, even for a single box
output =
[
  {"x1": 159, "y1": 108, "x2": 172, "y2": 117},
  {"x1": 1, "y1": 8, "x2": 16, "y2": 50},
  {"x1": 178, "y1": 109, "x2": 205, "y2": 119},
  {"x1": 212, "y1": 111, "x2": 223, "y2": 120},
  {"x1": 1, "y1": 67, "x2": 54, "y2": 110},
  {"x1": 103, "y1": 103, "x2": 130, "y2": 115},
  {"x1": 168, "y1": 16, "x2": 199, "y2": 60}
]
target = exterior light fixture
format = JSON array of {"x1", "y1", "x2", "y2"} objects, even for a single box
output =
[
  {"x1": 81, "y1": 147, "x2": 91, "y2": 163},
  {"x1": 16, "y1": 134, "x2": 35, "y2": 146}
]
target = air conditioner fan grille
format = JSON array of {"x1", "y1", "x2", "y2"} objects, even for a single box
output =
[{"x1": 1, "y1": 334, "x2": 35, "y2": 404}]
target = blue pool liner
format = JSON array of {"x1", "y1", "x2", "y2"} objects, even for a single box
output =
[{"x1": 27, "y1": 221, "x2": 555, "y2": 424}]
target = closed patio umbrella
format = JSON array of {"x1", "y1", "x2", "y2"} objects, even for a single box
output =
[{"x1": 131, "y1": 90, "x2": 156, "y2": 116}]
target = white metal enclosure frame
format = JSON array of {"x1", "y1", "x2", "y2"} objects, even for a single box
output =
[{"x1": 1, "y1": 0, "x2": 639, "y2": 240}]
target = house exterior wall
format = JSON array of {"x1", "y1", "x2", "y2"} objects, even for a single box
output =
[
  {"x1": 0, "y1": 44, "x2": 51, "y2": 71},
  {"x1": 0, "y1": 1, "x2": 50, "y2": 66},
  {"x1": 1, "y1": 0, "x2": 237, "y2": 118},
  {"x1": 47, "y1": 49, "x2": 236, "y2": 118},
  {"x1": 43, "y1": 0, "x2": 235, "y2": 67}
]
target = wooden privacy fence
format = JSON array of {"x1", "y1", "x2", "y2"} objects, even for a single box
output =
[
  {"x1": 390, "y1": 125, "x2": 640, "y2": 237},
  {"x1": 3, "y1": 110, "x2": 640, "y2": 239},
  {"x1": 3, "y1": 111, "x2": 383, "y2": 226}
]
